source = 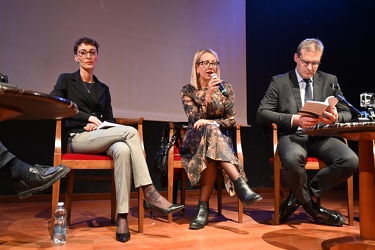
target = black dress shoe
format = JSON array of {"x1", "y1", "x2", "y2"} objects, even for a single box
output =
[
  {"x1": 143, "y1": 199, "x2": 184, "y2": 216},
  {"x1": 313, "y1": 205, "x2": 345, "y2": 226},
  {"x1": 14, "y1": 164, "x2": 70, "y2": 199},
  {"x1": 279, "y1": 192, "x2": 300, "y2": 223}
]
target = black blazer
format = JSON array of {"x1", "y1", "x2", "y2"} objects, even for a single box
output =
[
  {"x1": 256, "y1": 70, "x2": 352, "y2": 136},
  {"x1": 50, "y1": 70, "x2": 116, "y2": 134}
]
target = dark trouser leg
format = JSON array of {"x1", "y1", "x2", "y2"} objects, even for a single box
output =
[
  {"x1": 0, "y1": 140, "x2": 16, "y2": 169},
  {"x1": 0, "y1": 140, "x2": 29, "y2": 179},
  {"x1": 308, "y1": 136, "x2": 358, "y2": 198},
  {"x1": 278, "y1": 133, "x2": 311, "y2": 204}
]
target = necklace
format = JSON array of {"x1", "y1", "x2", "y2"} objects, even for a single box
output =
[{"x1": 82, "y1": 81, "x2": 94, "y2": 93}]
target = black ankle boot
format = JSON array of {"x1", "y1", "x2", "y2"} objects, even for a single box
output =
[
  {"x1": 189, "y1": 201, "x2": 208, "y2": 230},
  {"x1": 233, "y1": 176, "x2": 262, "y2": 205}
]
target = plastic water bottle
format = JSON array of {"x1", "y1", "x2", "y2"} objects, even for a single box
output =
[{"x1": 53, "y1": 202, "x2": 67, "y2": 244}]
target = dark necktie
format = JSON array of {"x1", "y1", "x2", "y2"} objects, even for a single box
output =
[{"x1": 304, "y1": 78, "x2": 312, "y2": 102}]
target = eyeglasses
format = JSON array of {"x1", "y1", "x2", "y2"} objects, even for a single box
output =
[
  {"x1": 76, "y1": 50, "x2": 97, "y2": 58},
  {"x1": 299, "y1": 57, "x2": 320, "y2": 67},
  {"x1": 197, "y1": 61, "x2": 220, "y2": 68}
]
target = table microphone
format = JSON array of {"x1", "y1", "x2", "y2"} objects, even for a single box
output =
[{"x1": 330, "y1": 83, "x2": 370, "y2": 120}]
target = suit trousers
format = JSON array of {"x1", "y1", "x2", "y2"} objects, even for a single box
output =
[
  {"x1": 278, "y1": 132, "x2": 358, "y2": 204},
  {"x1": 0, "y1": 140, "x2": 16, "y2": 170},
  {"x1": 69, "y1": 125, "x2": 152, "y2": 213}
]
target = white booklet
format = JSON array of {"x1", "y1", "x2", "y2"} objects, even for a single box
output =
[
  {"x1": 298, "y1": 96, "x2": 338, "y2": 118},
  {"x1": 96, "y1": 121, "x2": 123, "y2": 130}
]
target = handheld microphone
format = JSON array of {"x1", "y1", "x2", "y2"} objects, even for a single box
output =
[
  {"x1": 210, "y1": 73, "x2": 228, "y2": 97},
  {"x1": 330, "y1": 83, "x2": 363, "y2": 117}
]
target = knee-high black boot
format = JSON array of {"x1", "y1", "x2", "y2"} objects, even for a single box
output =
[
  {"x1": 233, "y1": 176, "x2": 262, "y2": 205},
  {"x1": 189, "y1": 201, "x2": 208, "y2": 230}
]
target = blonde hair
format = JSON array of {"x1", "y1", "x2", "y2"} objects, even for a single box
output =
[{"x1": 190, "y1": 49, "x2": 220, "y2": 89}]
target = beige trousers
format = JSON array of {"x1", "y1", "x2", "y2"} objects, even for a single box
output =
[{"x1": 69, "y1": 125, "x2": 152, "y2": 213}]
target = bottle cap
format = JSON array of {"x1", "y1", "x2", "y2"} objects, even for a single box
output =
[{"x1": 58, "y1": 202, "x2": 64, "y2": 206}]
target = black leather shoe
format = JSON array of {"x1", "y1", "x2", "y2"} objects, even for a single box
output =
[
  {"x1": 189, "y1": 201, "x2": 208, "y2": 230},
  {"x1": 143, "y1": 199, "x2": 184, "y2": 216},
  {"x1": 14, "y1": 164, "x2": 70, "y2": 199},
  {"x1": 279, "y1": 192, "x2": 300, "y2": 223},
  {"x1": 313, "y1": 204, "x2": 345, "y2": 226}
]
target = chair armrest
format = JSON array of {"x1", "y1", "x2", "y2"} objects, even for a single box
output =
[
  {"x1": 235, "y1": 123, "x2": 244, "y2": 166},
  {"x1": 115, "y1": 117, "x2": 144, "y2": 126},
  {"x1": 54, "y1": 119, "x2": 63, "y2": 165},
  {"x1": 272, "y1": 123, "x2": 278, "y2": 155}
]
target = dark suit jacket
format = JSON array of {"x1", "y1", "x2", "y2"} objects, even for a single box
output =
[
  {"x1": 50, "y1": 70, "x2": 116, "y2": 134},
  {"x1": 256, "y1": 70, "x2": 352, "y2": 136}
]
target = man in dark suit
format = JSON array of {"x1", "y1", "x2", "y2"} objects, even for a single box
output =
[
  {"x1": 256, "y1": 38, "x2": 358, "y2": 226},
  {"x1": 0, "y1": 140, "x2": 70, "y2": 199}
]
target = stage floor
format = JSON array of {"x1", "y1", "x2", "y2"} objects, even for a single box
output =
[{"x1": 0, "y1": 191, "x2": 372, "y2": 249}]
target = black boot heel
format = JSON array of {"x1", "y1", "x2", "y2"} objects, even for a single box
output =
[
  {"x1": 233, "y1": 176, "x2": 262, "y2": 205},
  {"x1": 189, "y1": 201, "x2": 208, "y2": 230}
]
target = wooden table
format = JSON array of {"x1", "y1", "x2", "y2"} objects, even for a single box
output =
[
  {"x1": 304, "y1": 122, "x2": 375, "y2": 243},
  {"x1": 0, "y1": 85, "x2": 77, "y2": 121}
]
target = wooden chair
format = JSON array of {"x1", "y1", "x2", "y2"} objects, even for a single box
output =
[
  {"x1": 167, "y1": 123, "x2": 244, "y2": 223},
  {"x1": 271, "y1": 123, "x2": 354, "y2": 225},
  {"x1": 50, "y1": 117, "x2": 145, "y2": 237}
]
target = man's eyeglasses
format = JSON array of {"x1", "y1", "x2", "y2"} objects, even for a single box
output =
[
  {"x1": 197, "y1": 61, "x2": 220, "y2": 68},
  {"x1": 76, "y1": 50, "x2": 97, "y2": 58},
  {"x1": 299, "y1": 57, "x2": 320, "y2": 67}
]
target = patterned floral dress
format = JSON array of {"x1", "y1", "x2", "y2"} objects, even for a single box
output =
[{"x1": 179, "y1": 83, "x2": 247, "y2": 196}]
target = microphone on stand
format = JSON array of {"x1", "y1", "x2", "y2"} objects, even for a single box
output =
[
  {"x1": 330, "y1": 83, "x2": 370, "y2": 121},
  {"x1": 210, "y1": 73, "x2": 229, "y2": 97}
]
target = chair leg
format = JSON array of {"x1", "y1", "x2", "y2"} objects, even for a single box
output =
[
  {"x1": 167, "y1": 168, "x2": 174, "y2": 223},
  {"x1": 173, "y1": 179, "x2": 179, "y2": 204},
  {"x1": 65, "y1": 170, "x2": 75, "y2": 226},
  {"x1": 110, "y1": 171, "x2": 116, "y2": 224},
  {"x1": 50, "y1": 180, "x2": 61, "y2": 238},
  {"x1": 274, "y1": 164, "x2": 281, "y2": 225},
  {"x1": 138, "y1": 187, "x2": 144, "y2": 233},
  {"x1": 216, "y1": 169, "x2": 222, "y2": 216},
  {"x1": 347, "y1": 175, "x2": 354, "y2": 226},
  {"x1": 238, "y1": 197, "x2": 243, "y2": 223},
  {"x1": 181, "y1": 171, "x2": 187, "y2": 215}
]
